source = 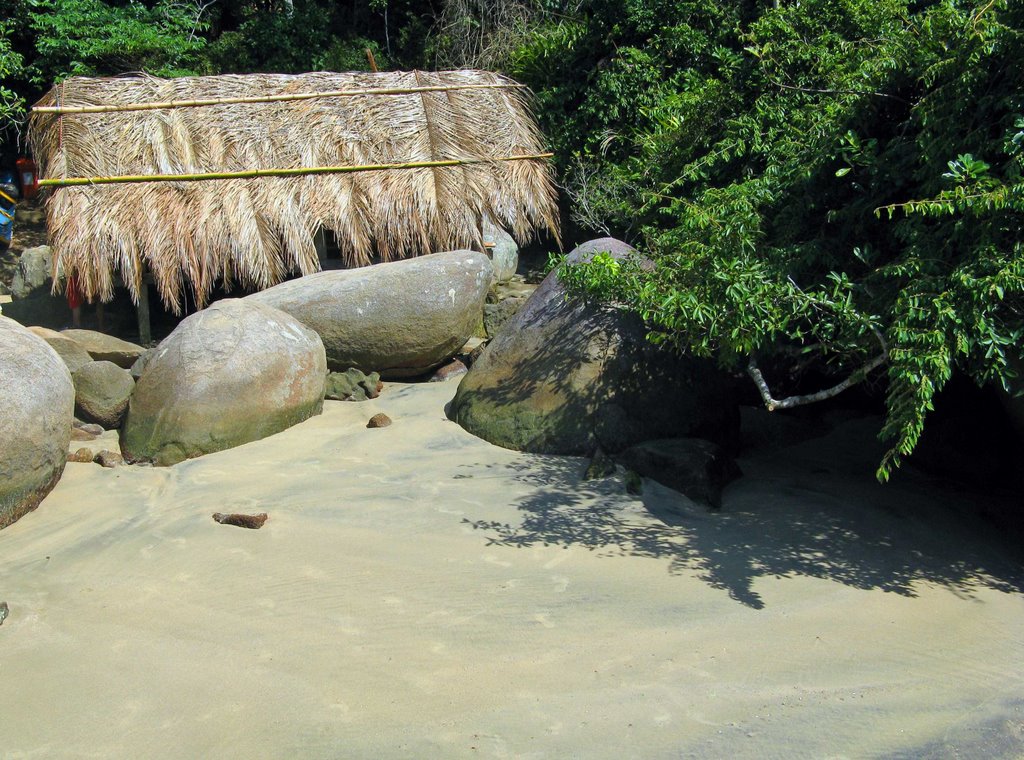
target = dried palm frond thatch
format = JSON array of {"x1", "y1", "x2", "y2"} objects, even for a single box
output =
[{"x1": 29, "y1": 70, "x2": 559, "y2": 312}]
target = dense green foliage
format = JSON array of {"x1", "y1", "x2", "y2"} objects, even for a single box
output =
[
  {"x1": 1, "y1": 0, "x2": 1021, "y2": 477},
  {"x1": 0, "y1": 0, "x2": 437, "y2": 122},
  {"x1": 0, "y1": 20, "x2": 25, "y2": 137},
  {"x1": 28, "y1": 0, "x2": 210, "y2": 81},
  {"x1": 511, "y1": 0, "x2": 1022, "y2": 479}
]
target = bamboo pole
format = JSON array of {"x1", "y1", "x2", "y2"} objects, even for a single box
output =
[
  {"x1": 37, "y1": 154, "x2": 555, "y2": 188},
  {"x1": 33, "y1": 82, "x2": 527, "y2": 116}
]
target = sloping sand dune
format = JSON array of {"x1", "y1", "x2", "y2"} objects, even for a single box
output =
[{"x1": 1, "y1": 381, "x2": 1022, "y2": 758}]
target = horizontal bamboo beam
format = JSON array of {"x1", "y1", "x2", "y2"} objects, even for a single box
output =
[
  {"x1": 33, "y1": 82, "x2": 528, "y2": 115},
  {"x1": 37, "y1": 153, "x2": 555, "y2": 188}
]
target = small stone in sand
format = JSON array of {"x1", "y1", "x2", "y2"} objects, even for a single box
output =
[
  {"x1": 94, "y1": 450, "x2": 124, "y2": 468},
  {"x1": 68, "y1": 447, "x2": 95, "y2": 463},
  {"x1": 0, "y1": 601, "x2": 8, "y2": 625},
  {"x1": 71, "y1": 428, "x2": 98, "y2": 442},
  {"x1": 367, "y1": 413, "x2": 392, "y2": 428},
  {"x1": 73, "y1": 420, "x2": 104, "y2": 436},
  {"x1": 212, "y1": 512, "x2": 268, "y2": 529},
  {"x1": 429, "y1": 359, "x2": 468, "y2": 383}
]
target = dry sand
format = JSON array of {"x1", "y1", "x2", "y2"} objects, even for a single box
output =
[{"x1": 1, "y1": 380, "x2": 1022, "y2": 758}]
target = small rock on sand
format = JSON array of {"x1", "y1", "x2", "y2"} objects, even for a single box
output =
[
  {"x1": 367, "y1": 413, "x2": 392, "y2": 428},
  {"x1": 429, "y1": 358, "x2": 468, "y2": 383},
  {"x1": 68, "y1": 448, "x2": 94, "y2": 463},
  {"x1": 94, "y1": 450, "x2": 124, "y2": 468},
  {"x1": 212, "y1": 512, "x2": 268, "y2": 529}
]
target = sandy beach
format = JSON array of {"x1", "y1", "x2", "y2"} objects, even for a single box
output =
[{"x1": 1, "y1": 379, "x2": 1022, "y2": 758}]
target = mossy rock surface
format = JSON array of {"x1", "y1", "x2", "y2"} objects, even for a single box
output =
[
  {"x1": 0, "y1": 316, "x2": 74, "y2": 528},
  {"x1": 450, "y1": 239, "x2": 739, "y2": 456}
]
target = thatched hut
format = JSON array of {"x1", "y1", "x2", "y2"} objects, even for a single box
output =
[{"x1": 29, "y1": 70, "x2": 559, "y2": 312}]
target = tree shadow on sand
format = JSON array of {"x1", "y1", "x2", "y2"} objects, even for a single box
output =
[{"x1": 461, "y1": 417, "x2": 1024, "y2": 609}]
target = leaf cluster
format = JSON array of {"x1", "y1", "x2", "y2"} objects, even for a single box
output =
[{"x1": 534, "y1": 0, "x2": 1024, "y2": 479}]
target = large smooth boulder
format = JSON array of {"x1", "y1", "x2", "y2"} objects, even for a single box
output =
[
  {"x1": 61, "y1": 329, "x2": 146, "y2": 368},
  {"x1": 27, "y1": 326, "x2": 93, "y2": 373},
  {"x1": 73, "y1": 360, "x2": 134, "y2": 429},
  {"x1": 449, "y1": 238, "x2": 739, "y2": 455},
  {"x1": 121, "y1": 299, "x2": 327, "y2": 466},
  {"x1": 248, "y1": 250, "x2": 492, "y2": 378},
  {"x1": 0, "y1": 316, "x2": 74, "y2": 529}
]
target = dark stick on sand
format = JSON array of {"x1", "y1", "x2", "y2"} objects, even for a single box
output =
[{"x1": 212, "y1": 512, "x2": 268, "y2": 529}]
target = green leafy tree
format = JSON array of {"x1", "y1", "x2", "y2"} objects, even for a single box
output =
[
  {"x1": 0, "y1": 21, "x2": 26, "y2": 136},
  {"x1": 527, "y1": 0, "x2": 1023, "y2": 480},
  {"x1": 28, "y1": 0, "x2": 212, "y2": 82}
]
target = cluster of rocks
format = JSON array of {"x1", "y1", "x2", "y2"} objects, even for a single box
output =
[
  {"x1": 1, "y1": 236, "x2": 746, "y2": 529},
  {"x1": 0, "y1": 249, "x2": 495, "y2": 527}
]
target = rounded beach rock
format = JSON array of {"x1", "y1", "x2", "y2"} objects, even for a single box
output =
[
  {"x1": 27, "y1": 326, "x2": 93, "y2": 373},
  {"x1": 61, "y1": 329, "x2": 146, "y2": 369},
  {"x1": 72, "y1": 360, "x2": 135, "y2": 429},
  {"x1": 121, "y1": 299, "x2": 327, "y2": 466},
  {"x1": 449, "y1": 238, "x2": 739, "y2": 455},
  {"x1": 248, "y1": 250, "x2": 492, "y2": 378},
  {"x1": 0, "y1": 316, "x2": 75, "y2": 529}
]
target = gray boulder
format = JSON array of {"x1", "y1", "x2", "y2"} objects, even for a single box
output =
[
  {"x1": 483, "y1": 297, "x2": 526, "y2": 339},
  {"x1": 27, "y1": 326, "x2": 93, "y2": 373},
  {"x1": 249, "y1": 250, "x2": 492, "y2": 378},
  {"x1": 0, "y1": 316, "x2": 74, "y2": 529},
  {"x1": 616, "y1": 438, "x2": 741, "y2": 508},
  {"x1": 73, "y1": 361, "x2": 135, "y2": 429},
  {"x1": 121, "y1": 299, "x2": 327, "y2": 466},
  {"x1": 129, "y1": 349, "x2": 153, "y2": 380},
  {"x1": 10, "y1": 245, "x2": 53, "y2": 300},
  {"x1": 449, "y1": 238, "x2": 738, "y2": 456},
  {"x1": 61, "y1": 329, "x2": 146, "y2": 368},
  {"x1": 482, "y1": 221, "x2": 519, "y2": 283}
]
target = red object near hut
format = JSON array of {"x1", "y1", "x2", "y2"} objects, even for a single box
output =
[{"x1": 15, "y1": 157, "x2": 37, "y2": 199}]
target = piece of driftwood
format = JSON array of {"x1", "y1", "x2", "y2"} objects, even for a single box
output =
[{"x1": 212, "y1": 512, "x2": 268, "y2": 529}]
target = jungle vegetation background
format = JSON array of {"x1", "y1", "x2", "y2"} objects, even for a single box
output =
[{"x1": 1, "y1": 0, "x2": 1022, "y2": 479}]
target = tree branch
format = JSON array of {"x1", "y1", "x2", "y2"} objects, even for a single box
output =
[
  {"x1": 747, "y1": 333, "x2": 888, "y2": 411},
  {"x1": 769, "y1": 79, "x2": 909, "y2": 104}
]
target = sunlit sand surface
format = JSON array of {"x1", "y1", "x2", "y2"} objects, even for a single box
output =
[{"x1": 2, "y1": 381, "x2": 1022, "y2": 758}]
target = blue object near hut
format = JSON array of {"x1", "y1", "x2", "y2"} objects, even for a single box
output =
[{"x1": 0, "y1": 169, "x2": 17, "y2": 247}]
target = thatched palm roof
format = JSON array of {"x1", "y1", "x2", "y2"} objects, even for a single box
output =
[{"x1": 29, "y1": 70, "x2": 559, "y2": 312}]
